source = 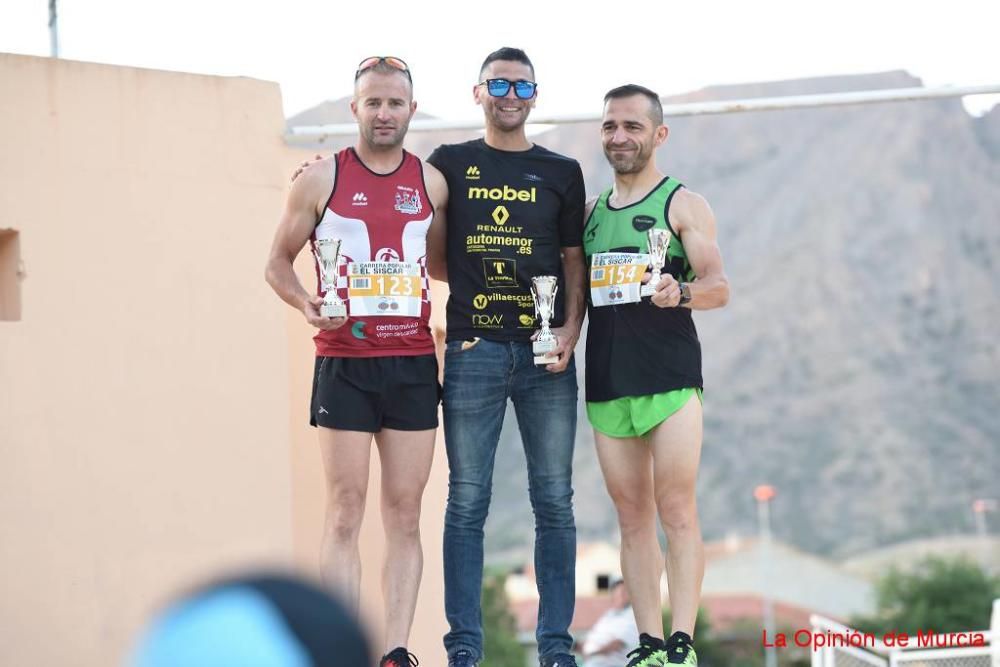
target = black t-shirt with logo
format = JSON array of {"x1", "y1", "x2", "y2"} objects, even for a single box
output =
[{"x1": 428, "y1": 139, "x2": 585, "y2": 342}]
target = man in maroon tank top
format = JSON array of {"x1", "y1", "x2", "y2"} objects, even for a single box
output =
[{"x1": 265, "y1": 57, "x2": 448, "y2": 667}]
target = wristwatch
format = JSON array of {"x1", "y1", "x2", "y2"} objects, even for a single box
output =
[{"x1": 678, "y1": 282, "x2": 692, "y2": 306}]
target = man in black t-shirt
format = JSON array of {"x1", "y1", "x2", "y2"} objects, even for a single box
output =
[{"x1": 425, "y1": 47, "x2": 586, "y2": 667}]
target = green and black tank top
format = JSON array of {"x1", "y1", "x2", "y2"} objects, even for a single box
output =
[{"x1": 582, "y1": 176, "x2": 702, "y2": 403}]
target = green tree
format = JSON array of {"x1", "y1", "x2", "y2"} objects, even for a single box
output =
[
  {"x1": 481, "y1": 574, "x2": 527, "y2": 667},
  {"x1": 852, "y1": 556, "x2": 1000, "y2": 635}
]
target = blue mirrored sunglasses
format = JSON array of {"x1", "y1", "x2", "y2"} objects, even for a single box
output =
[{"x1": 479, "y1": 78, "x2": 537, "y2": 99}]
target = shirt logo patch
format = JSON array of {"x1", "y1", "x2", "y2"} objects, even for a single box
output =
[
  {"x1": 491, "y1": 205, "x2": 510, "y2": 225},
  {"x1": 466, "y1": 166, "x2": 481, "y2": 179},
  {"x1": 374, "y1": 247, "x2": 401, "y2": 262},
  {"x1": 394, "y1": 186, "x2": 423, "y2": 214},
  {"x1": 632, "y1": 215, "x2": 656, "y2": 232},
  {"x1": 483, "y1": 258, "x2": 518, "y2": 289},
  {"x1": 352, "y1": 192, "x2": 368, "y2": 206},
  {"x1": 472, "y1": 313, "x2": 503, "y2": 328}
]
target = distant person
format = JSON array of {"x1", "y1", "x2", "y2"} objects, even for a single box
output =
[
  {"x1": 577, "y1": 579, "x2": 640, "y2": 667},
  {"x1": 128, "y1": 572, "x2": 371, "y2": 667},
  {"x1": 583, "y1": 84, "x2": 730, "y2": 666},
  {"x1": 265, "y1": 55, "x2": 447, "y2": 667}
]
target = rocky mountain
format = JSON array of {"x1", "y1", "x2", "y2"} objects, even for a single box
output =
[{"x1": 288, "y1": 71, "x2": 1000, "y2": 561}]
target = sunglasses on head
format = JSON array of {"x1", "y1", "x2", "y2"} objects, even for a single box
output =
[
  {"x1": 355, "y1": 56, "x2": 411, "y2": 81},
  {"x1": 479, "y1": 78, "x2": 537, "y2": 100}
]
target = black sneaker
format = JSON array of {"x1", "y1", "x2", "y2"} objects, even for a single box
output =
[
  {"x1": 626, "y1": 633, "x2": 667, "y2": 667},
  {"x1": 447, "y1": 649, "x2": 478, "y2": 667},
  {"x1": 665, "y1": 631, "x2": 697, "y2": 665},
  {"x1": 540, "y1": 652, "x2": 578, "y2": 667},
  {"x1": 380, "y1": 646, "x2": 419, "y2": 667}
]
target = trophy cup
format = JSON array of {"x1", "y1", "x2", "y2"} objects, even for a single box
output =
[
  {"x1": 313, "y1": 238, "x2": 347, "y2": 318},
  {"x1": 531, "y1": 275, "x2": 559, "y2": 365},
  {"x1": 640, "y1": 228, "x2": 671, "y2": 297}
]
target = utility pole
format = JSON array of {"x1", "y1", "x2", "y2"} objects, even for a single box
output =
[
  {"x1": 755, "y1": 485, "x2": 778, "y2": 667},
  {"x1": 972, "y1": 499, "x2": 996, "y2": 572},
  {"x1": 49, "y1": 0, "x2": 59, "y2": 58}
]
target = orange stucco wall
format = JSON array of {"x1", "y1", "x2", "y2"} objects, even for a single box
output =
[{"x1": 0, "y1": 53, "x2": 448, "y2": 665}]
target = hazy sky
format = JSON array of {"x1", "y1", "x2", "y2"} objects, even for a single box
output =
[{"x1": 3, "y1": 0, "x2": 998, "y2": 121}]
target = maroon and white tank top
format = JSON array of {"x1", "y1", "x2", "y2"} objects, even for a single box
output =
[{"x1": 311, "y1": 148, "x2": 434, "y2": 357}]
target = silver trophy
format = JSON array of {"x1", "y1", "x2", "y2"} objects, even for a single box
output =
[
  {"x1": 531, "y1": 275, "x2": 559, "y2": 365},
  {"x1": 640, "y1": 228, "x2": 672, "y2": 297},
  {"x1": 313, "y1": 238, "x2": 347, "y2": 318}
]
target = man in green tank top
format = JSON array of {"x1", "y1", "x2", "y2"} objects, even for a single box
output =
[{"x1": 582, "y1": 85, "x2": 730, "y2": 667}]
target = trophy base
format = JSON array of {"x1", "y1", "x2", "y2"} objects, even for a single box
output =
[
  {"x1": 533, "y1": 338, "x2": 556, "y2": 354},
  {"x1": 320, "y1": 302, "x2": 347, "y2": 318},
  {"x1": 533, "y1": 338, "x2": 557, "y2": 365}
]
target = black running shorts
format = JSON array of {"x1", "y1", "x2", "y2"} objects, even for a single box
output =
[{"x1": 309, "y1": 354, "x2": 440, "y2": 432}]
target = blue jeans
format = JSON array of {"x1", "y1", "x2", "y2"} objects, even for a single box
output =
[{"x1": 442, "y1": 338, "x2": 578, "y2": 662}]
